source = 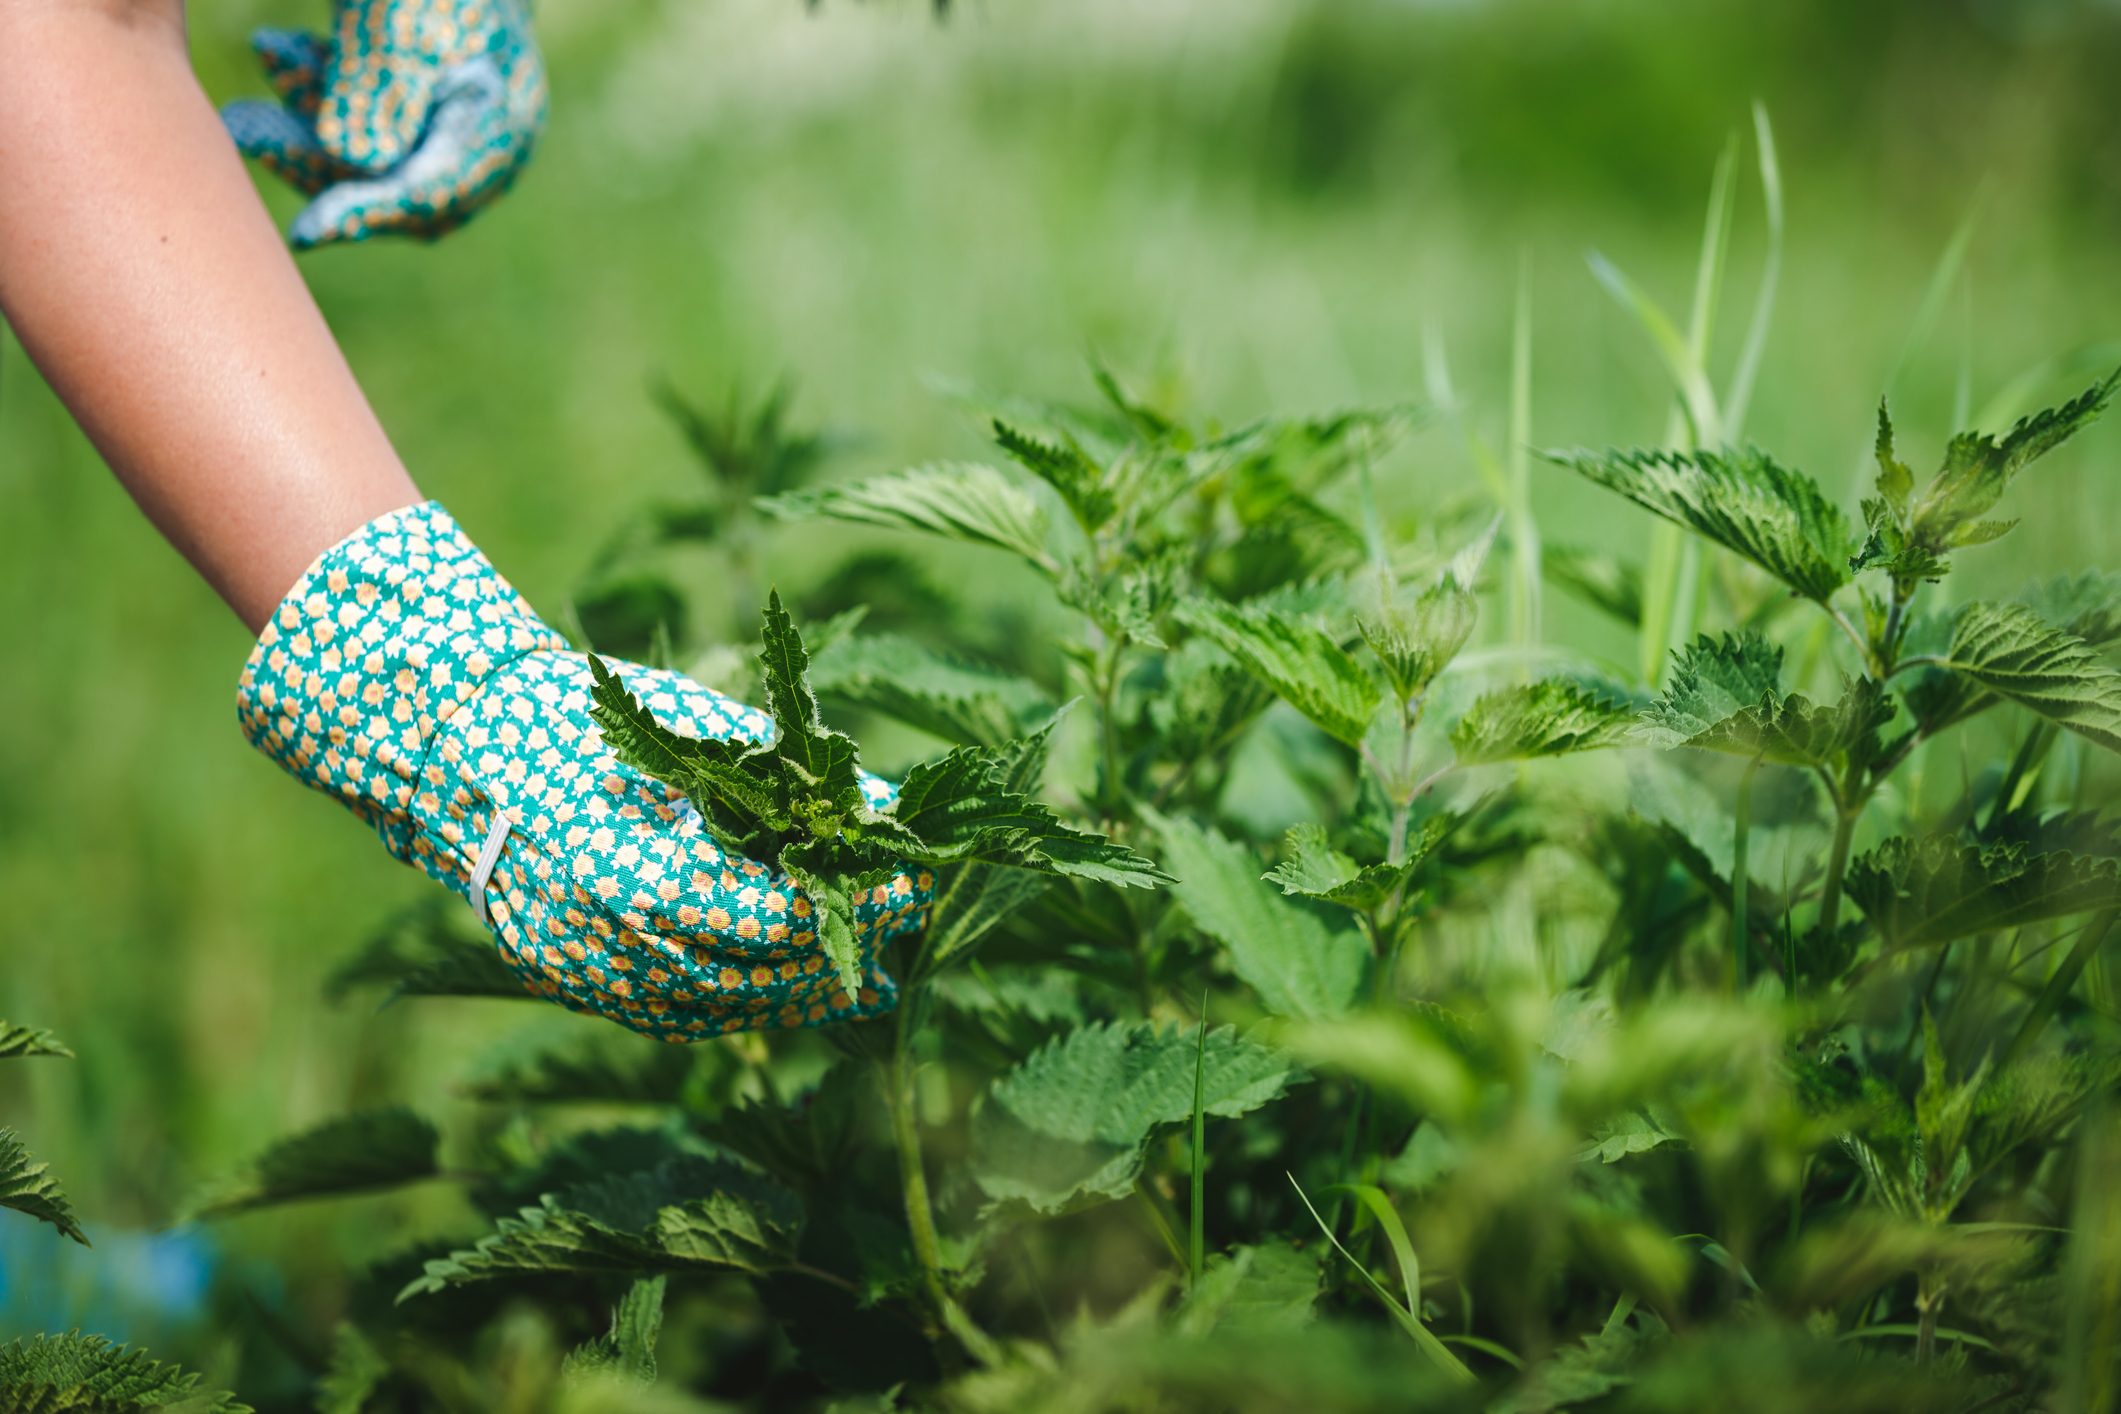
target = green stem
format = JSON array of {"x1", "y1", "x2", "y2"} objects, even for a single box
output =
[
  {"x1": 1731, "y1": 758, "x2": 1760, "y2": 991},
  {"x1": 883, "y1": 1006, "x2": 950, "y2": 1322},
  {"x1": 2004, "y1": 909, "x2": 2118, "y2": 1067},
  {"x1": 1818, "y1": 805, "x2": 1857, "y2": 942}
]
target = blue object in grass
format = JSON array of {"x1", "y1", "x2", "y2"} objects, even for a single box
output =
[{"x1": 221, "y1": 0, "x2": 546, "y2": 250}]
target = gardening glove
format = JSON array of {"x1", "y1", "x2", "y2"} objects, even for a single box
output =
[
  {"x1": 237, "y1": 502, "x2": 930, "y2": 1040},
  {"x1": 220, "y1": 0, "x2": 546, "y2": 249}
]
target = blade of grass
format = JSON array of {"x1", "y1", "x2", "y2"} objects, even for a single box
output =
[
  {"x1": 1327, "y1": 1183, "x2": 1422, "y2": 1318},
  {"x1": 1188, "y1": 994, "x2": 1209, "y2": 1287},
  {"x1": 1507, "y1": 253, "x2": 1541, "y2": 661},
  {"x1": 1722, "y1": 103, "x2": 1783, "y2": 440},
  {"x1": 1288, "y1": 1174, "x2": 1475, "y2": 1385}
]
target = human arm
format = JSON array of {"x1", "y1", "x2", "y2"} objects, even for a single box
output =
[{"x1": 0, "y1": 0, "x2": 420, "y2": 630}]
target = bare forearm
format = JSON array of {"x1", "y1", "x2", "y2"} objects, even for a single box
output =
[{"x1": 0, "y1": 0, "x2": 419, "y2": 630}]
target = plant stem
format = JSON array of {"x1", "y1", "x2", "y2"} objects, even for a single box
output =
[
  {"x1": 1731, "y1": 758, "x2": 1760, "y2": 990},
  {"x1": 883, "y1": 1005, "x2": 950, "y2": 1322},
  {"x1": 1915, "y1": 1265, "x2": 1946, "y2": 1366},
  {"x1": 1818, "y1": 804, "x2": 1857, "y2": 941}
]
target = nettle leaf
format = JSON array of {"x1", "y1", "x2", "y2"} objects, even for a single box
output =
[
  {"x1": 922, "y1": 867, "x2": 1055, "y2": 976},
  {"x1": 1846, "y1": 835, "x2": 2121, "y2": 950},
  {"x1": 1150, "y1": 638, "x2": 1276, "y2": 763},
  {"x1": 1644, "y1": 632, "x2": 1892, "y2": 767},
  {"x1": 1359, "y1": 581, "x2": 1477, "y2": 701},
  {"x1": 1149, "y1": 811, "x2": 1367, "y2": 1019},
  {"x1": 587, "y1": 656, "x2": 788, "y2": 848},
  {"x1": 1176, "y1": 1241, "x2": 1325, "y2": 1337},
  {"x1": 809, "y1": 632, "x2": 1051, "y2": 748},
  {"x1": 758, "y1": 591, "x2": 865, "y2": 813},
  {"x1": 993, "y1": 417, "x2": 1116, "y2": 532},
  {"x1": 188, "y1": 1108, "x2": 439, "y2": 1219},
  {"x1": 563, "y1": 1276, "x2": 665, "y2": 1386},
  {"x1": 969, "y1": 1020, "x2": 1300, "y2": 1212},
  {"x1": 890, "y1": 742, "x2": 1168, "y2": 888},
  {"x1": 1935, "y1": 602, "x2": 2121, "y2": 753},
  {"x1": 1552, "y1": 444, "x2": 1854, "y2": 601},
  {"x1": 460, "y1": 1029, "x2": 704, "y2": 1105},
  {"x1": 1910, "y1": 371, "x2": 2116, "y2": 553},
  {"x1": 0, "y1": 1333, "x2": 249, "y2": 1413},
  {"x1": 779, "y1": 861, "x2": 865, "y2": 999},
  {"x1": 1452, "y1": 679, "x2": 1634, "y2": 764},
  {"x1": 1176, "y1": 596, "x2": 1381, "y2": 747},
  {"x1": 757, "y1": 462, "x2": 1055, "y2": 573},
  {"x1": 2021, "y1": 569, "x2": 2121, "y2": 649},
  {"x1": 0, "y1": 1127, "x2": 88, "y2": 1245},
  {"x1": 1266, "y1": 817, "x2": 1449, "y2": 913},
  {"x1": 404, "y1": 1155, "x2": 801, "y2": 1296},
  {"x1": 1060, "y1": 548, "x2": 1188, "y2": 648},
  {"x1": 325, "y1": 899, "x2": 531, "y2": 1005},
  {"x1": 699, "y1": 1062, "x2": 873, "y2": 1187},
  {"x1": 0, "y1": 1021, "x2": 72, "y2": 1060}
]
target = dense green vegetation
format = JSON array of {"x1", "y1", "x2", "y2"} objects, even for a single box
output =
[{"x1": 5, "y1": 1, "x2": 2121, "y2": 1410}]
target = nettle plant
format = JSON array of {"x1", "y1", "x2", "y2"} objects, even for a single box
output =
[{"x1": 155, "y1": 352, "x2": 2121, "y2": 1414}]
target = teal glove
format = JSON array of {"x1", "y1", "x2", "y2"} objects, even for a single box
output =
[
  {"x1": 221, "y1": 1, "x2": 546, "y2": 249},
  {"x1": 237, "y1": 503, "x2": 927, "y2": 1039}
]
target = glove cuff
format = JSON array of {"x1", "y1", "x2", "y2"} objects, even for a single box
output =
[{"x1": 236, "y1": 501, "x2": 566, "y2": 865}]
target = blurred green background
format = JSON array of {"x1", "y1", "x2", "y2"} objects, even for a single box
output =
[{"x1": 3, "y1": 0, "x2": 2120, "y2": 1392}]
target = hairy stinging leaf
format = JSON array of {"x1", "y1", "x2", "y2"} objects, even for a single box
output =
[
  {"x1": 1149, "y1": 811, "x2": 1368, "y2": 1019},
  {"x1": 1176, "y1": 596, "x2": 1381, "y2": 747},
  {"x1": 757, "y1": 462, "x2": 1056, "y2": 572},
  {"x1": 1451, "y1": 678, "x2": 1634, "y2": 764},
  {"x1": 0, "y1": 1333, "x2": 249, "y2": 1413},
  {"x1": 970, "y1": 1020, "x2": 1300, "y2": 1212},
  {"x1": 188, "y1": 1108, "x2": 440, "y2": 1219},
  {"x1": 1934, "y1": 602, "x2": 2121, "y2": 753},
  {"x1": 1643, "y1": 632, "x2": 1892, "y2": 767},
  {"x1": 1846, "y1": 835, "x2": 2121, "y2": 950},
  {"x1": 1552, "y1": 444, "x2": 1854, "y2": 601},
  {"x1": 0, "y1": 1128, "x2": 88, "y2": 1246}
]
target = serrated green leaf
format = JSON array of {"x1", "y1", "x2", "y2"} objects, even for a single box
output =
[
  {"x1": 1874, "y1": 401, "x2": 1914, "y2": 515},
  {"x1": 994, "y1": 418, "x2": 1116, "y2": 531},
  {"x1": 0, "y1": 1332, "x2": 250, "y2": 1413},
  {"x1": 0, "y1": 1021, "x2": 71, "y2": 1060},
  {"x1": 1358, "y1": 581, "x2": 1477, "y2": 701},
  {"x1": 1644, "y1": 632, "x2": 1893, "y2": 767},
  {"x1": 1581, "y1": 1109, "x2": 1685, "y2": 1163},
  {"x1": 314, "y1": 1324, "x2": 388, "y2": 1414},
  {"x1": 1265, "y1": 818, "x2": 1448, "y2": 913},
  {"x1": 564, "y1": 1276, "x2": 665, "y2": 1386},
  {"x1": 1935, "y1": 602, "x2": 2121, "y2": 753},
  {"x1": 698, "y1": 1063, "x2": 873, "y2": 1187},
  {"x1": 969, "y1": 1020, "x2": 1300, "y2": 1212},
  {"x1": 757, "y1": 462, "x2": 1055, "y2": 572},
  {"x1": 0, "y1": 1128, "x2": 88, "y2": 1246},
  {"x1": 586, "y1": 655, "x2": 789, "y2": 847},
  {"x1": 780, "y1": 862, "x2": 864, "y2": 999},
  {"x1": 1175, "y1": 597, "x2": 1381, "y2": 747},
  {"x1": 2021, "y1": 570, "x2": 2121, "y2": 649},
  {"x1": 1149, "y1": 811, "x2": 1367, "y2": 1019},
  {"x1": 188, "y1": 1108, "x2": 439, "y2": 1219},
  {"x1": 1846, "y1": 836, "x2": 2121, "y2": 949},
  {"x1": 1175, "y1": 1241, "x2": 1324, "y2": 1337},
  {"x1": 1551, "y1": 444, "x2": 1854, "y2": 600},
  {"x1": 889, "y1": 742, "x2": 1168, "y2": 887},
  {"x1": 1912, "y1": 371, "x2": 2117, "y2": 553},
  {"x1": 809, "y1": 632, "x2": 1051, "y2": 747},
  {"x1": 758, "y1": 592, "x2": 864, "y2": 810},
  {"x1": 403, "y1": 1155, "x2": 802, "y2": 1296},
  {"x1": 1452, "y1": 678, "x2": 1634, "y2": 764},
  {"x1": 461, "y1": 1029, "x2": 704, "y2": 1105}
]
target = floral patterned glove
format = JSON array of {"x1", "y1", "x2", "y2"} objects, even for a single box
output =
[
  {"x1": 238, "y1": 503, "x2": 928, "y2": 1040},
  {"x1": 221, "y1": 0, "x2": 546, "y2": 249}
]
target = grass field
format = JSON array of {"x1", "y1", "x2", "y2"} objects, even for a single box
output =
[{"x1": 3, "y1": 0, "x2": 2120, "y2": 1402}]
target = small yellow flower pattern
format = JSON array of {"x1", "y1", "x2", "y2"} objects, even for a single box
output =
[
  {"x1": 222, "y1": 0, "x2": 545, "y2": 249},
  {"x1": 237, "y1": 503, "x2": 930, "y2": 1040}
]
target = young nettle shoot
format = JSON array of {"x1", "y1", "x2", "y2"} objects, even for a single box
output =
[{"x1": 586, "y1": 591, "x2": 1167, "y2": 996}]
